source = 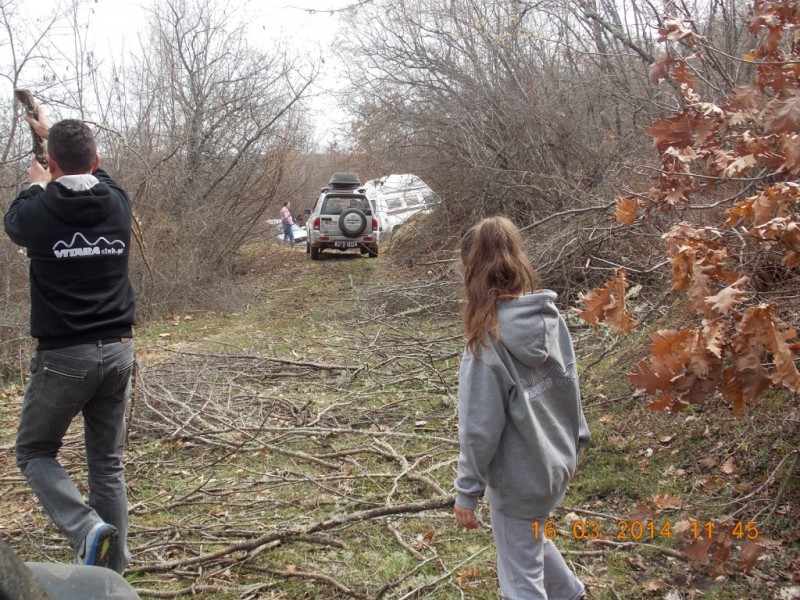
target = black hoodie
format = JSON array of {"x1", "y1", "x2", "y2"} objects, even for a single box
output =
[{"x1": 4, "y1": 169, "x2": 135, "y2": 349}]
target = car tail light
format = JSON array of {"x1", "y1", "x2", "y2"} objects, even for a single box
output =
[
  {"x1": 313, "y1": 216, "x2": 321, "y2": 230},
  {"x1": 372, "y1": 218, "x2": 379, "y2": 231}
]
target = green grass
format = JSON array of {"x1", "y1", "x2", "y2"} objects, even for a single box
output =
[{"x1": 0, "y1": 243, "x2": 797, "y2": 599}]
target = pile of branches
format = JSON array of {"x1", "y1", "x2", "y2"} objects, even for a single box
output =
[{"x1": 123, "y1": 304, "x2": 466, "y2": 598}]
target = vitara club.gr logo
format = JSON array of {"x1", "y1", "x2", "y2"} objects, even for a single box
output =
[
  {"x1": 521, "y1": 362, "x2": 578, "y2": 401},
  {"x1": 52, "y1": 232, "x2": 125, "y2": 258}
]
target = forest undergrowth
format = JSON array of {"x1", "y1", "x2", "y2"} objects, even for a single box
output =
[{"x1": 0, "y1": 239, "x2": 797, "y2": 599}]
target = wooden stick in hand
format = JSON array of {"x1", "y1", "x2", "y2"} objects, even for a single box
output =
[{"x1": 14, "y1": 89, "x2": 47, "y2": 167}]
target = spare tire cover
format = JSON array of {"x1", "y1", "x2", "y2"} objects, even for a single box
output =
[{"x1": 339, "y1": 208, "x2": 367, "y2": 238}]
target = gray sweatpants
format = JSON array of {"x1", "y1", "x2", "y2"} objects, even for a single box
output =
[{"x1": 490, "y1": 505, "x2": 585, "y2": 600}]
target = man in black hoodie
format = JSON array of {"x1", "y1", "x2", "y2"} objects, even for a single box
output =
[{"x1": 4, "y1": 109, "x2": 135, "y2": 574}]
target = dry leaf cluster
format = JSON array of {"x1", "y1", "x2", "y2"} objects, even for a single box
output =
[{"x1": 581, "y1": 0, "x2": 800, "y2": 413}]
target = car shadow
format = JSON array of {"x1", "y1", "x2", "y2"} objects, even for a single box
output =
[{"x1": 317, "y1": 252, "x2": 365, "y2": 261}]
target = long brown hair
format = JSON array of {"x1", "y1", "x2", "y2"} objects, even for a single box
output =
[{"x1": 461, "y1": 217, "x2": 541, "y2": 355}]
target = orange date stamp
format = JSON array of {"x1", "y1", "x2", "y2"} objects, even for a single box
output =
[{"x1": 531, "y1": 519, "x2": 760, "y2": 541}]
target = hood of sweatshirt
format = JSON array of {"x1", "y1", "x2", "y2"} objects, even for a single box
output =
[
  {"x1": 43, "y1": 177, "x2": 114, "y2": 227},
  {"x1": 496, "y1": 290, "x2": 566, "y2": 368}
]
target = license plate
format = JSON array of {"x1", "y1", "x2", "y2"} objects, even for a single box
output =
[{"x1": 335, "y1": 241, "x2": 358, "y2": 248}]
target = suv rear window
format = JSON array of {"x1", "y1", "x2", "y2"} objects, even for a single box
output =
[{"x1": 321, "y1": 196, "x2": 371, "y2": 215}]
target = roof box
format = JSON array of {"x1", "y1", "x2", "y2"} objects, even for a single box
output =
[{"x1": 328, "y1": 172, "x2": 361, "y2": 189}]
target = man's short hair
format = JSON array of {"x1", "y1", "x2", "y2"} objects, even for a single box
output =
[{"x1": 47, "y1": 119, "x2": 96, "y2": 174}]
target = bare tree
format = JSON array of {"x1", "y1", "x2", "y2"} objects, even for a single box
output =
[
  {"x1": 0, "y1": 0, "x2": 322, "y2": 365},
  {"x1": 0, "y1": 0, "x2": 76, "y2": 163},
  {"x1": 337, "y1": 0, "x2": 755, "y2": 295},
  {"x1": 0, "y1": 0, "x2": 83, "y2": 377},
  {"x1": 338, "y1": 0, "x2": 651, "y2": 219},
  {"x1": 114, "y1": 0, "x2": 319, "y2": 314}
]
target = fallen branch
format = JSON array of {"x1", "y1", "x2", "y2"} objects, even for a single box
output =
[
  {"x1": 588, "y1": 538, "x2": 687, "y2": 561},
  {"x1": 129, "y1": 496, "x2": 454, "y2": 574},
  {"x1": 251, "y1": 566, "x2": 369, "y2": 600},
  {"x1": 161, "y1": 347, "x2": 351, "y2": 372},
  {"x1": 13, "y1": 89, "x2": 46, "y2": 167}
]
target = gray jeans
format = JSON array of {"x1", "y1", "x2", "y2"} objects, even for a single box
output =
[
  {"x1": 491, "y1": 505, "x2": 585, "y2": 600},
  {"x1": 15, "y1": 339, "x2": 134, "y2": 574}
]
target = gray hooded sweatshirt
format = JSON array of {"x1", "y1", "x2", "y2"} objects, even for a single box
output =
[{"x1": 455, "y1": 291, "x2": 590, "y2": 520}]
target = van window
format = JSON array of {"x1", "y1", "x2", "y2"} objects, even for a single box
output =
[
  {"x1": 405, "y1": 194, "x2": 423, "y2": 207},
  {"x1": 386, "y1": 197, "x2": 404, "y2": 211}
]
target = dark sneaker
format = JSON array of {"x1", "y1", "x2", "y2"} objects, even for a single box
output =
[{"x1": 75, "y1": 522, "x2": 118, "y2": 568}]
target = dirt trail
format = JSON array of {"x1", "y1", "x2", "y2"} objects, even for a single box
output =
[
  {"x1": 1, "y1": 247, "x2": 477, "y2": 598},
  {"x1": 1, "y1": 245, "x2": 797, "y2": 599}
]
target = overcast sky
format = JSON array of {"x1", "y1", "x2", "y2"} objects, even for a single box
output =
[
  {"x1": 85, "y1": 1, "x2": 350, "y2": 54},
  {"x1": 11, "y1": 0, "x2": 357, "y2": 146}
]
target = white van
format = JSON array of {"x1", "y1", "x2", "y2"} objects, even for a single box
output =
[{"x1": 362, "y1": 174, "x2": 437, "y2": 234}]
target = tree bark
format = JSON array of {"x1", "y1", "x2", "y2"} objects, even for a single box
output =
[{"x1": 13, "y1": 89, "x2": 47, "y2": 167}]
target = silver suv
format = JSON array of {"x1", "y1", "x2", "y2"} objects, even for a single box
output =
[{"x1": 306, "y1": 173, "x2": 379, "y2": 260}]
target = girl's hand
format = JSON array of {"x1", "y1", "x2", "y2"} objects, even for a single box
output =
[{"x1": 454, "y1": 503, "x2": 478, "y2": 529}]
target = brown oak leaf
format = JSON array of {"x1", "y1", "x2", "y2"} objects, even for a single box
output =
[
  {"x1": 751, "y1": 217, "x2": 800, "y2": 268},
  {"x1": 780, "y1": 134, "x2": 800, "y2": 175},
  {"x1": 646, "y1": 113, "x2": 694, "y2": 152},
  {"x1": 682, "y1": 537, "x2": 713, "y2": 564},
  {"x1": 629, "y1": 360, "x2": 672, "y2": 394},
  {"x1": 648, "y1": 53, "x2": 674, "y2": 84},
  {"x1": 647, "y1": 391, "x2": 686, "y2": 412},
  {"x1": 739, "y1": 305, "x2": 800, "y2": 393},
  {"x1": 576, "y1": 285, "x2": 611, "y2": 330},
  {"x1": 605, "y1": 270, "x2": 638, "y2": 335},
  {"x1": 653, "y1": 493, "x2": 684, "y2": 510},
  {"x1": 724, "y1": 197, "x2": 755, "y2": 227},
  {"x1": 720, "y1": 365, "x2": 771, "y2": 414},
  {"x1": 615, "y1": 196, "x2": 638, "y2": 226},
  {"x1": 642, "y1": 579, "x2": 665, "y2": 592},
  {"x1": 658, "y1": 18, "x2": 700, "y2": 45},
  {"x1": 577, "y1": 269, "x2": 637, "y2": 335},
  {"x1": 729, "y1": 84, "x2": 762, "y2": 111},
  {"x1": 455, "y1": 567, "x2": 480, "y2": 587},
  {"x1": 702, "y1": 321, "x2": 726, "y2": 357},
  {"x1": 720, "y1": 456, "x2": 736, "y2": 474},
  {"x1": 704, "y1": 276, "x2": 749, "y2": 316},
  {"x1": 723, "y1": 153, "x2": 757, "y2": 178},
  {"x1": 763, "y1": 90, "x2": 800, "y2": 134},
  {"x1": 737, "y1": 541, "x2": 765, "y2": 573}
]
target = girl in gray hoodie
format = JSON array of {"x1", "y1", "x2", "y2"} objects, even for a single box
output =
[{"x1": 454, "y1": 217, "x2": 589, "y2": 600}]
